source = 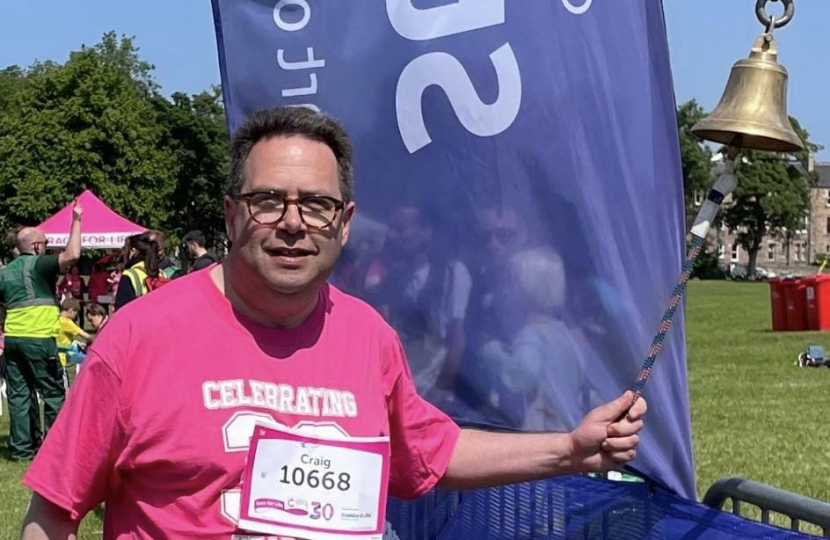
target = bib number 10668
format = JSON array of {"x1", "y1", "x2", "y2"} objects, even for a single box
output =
[{"x1": 279, "y1": 466, "x2": 352, "y2": 492}]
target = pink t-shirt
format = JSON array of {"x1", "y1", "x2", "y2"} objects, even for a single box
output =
[{"x1": 24, "y1": 270, "x2": 460, "y2": 539}]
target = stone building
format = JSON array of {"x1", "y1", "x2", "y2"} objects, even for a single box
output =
[{"x1": 702, "y1": 159, "x2": 830, "y2": 275}]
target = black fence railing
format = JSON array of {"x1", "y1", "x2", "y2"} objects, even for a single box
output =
[{"x1": 703, "y1": 476, "x2": 830, "y2": 537}]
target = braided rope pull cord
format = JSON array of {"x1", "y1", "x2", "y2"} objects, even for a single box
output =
[{"x1": 630, "y1": 156, "x2": 740, "y2": 405}]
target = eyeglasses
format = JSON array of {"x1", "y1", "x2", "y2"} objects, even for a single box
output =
[
  {"x1": 234, "y1": 190, "x2": 345, "y2": 229},
  {"x1": 32, "y1": 239, "x2": 49, "y2": 248}
]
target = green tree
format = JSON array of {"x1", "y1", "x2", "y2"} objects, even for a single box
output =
[
  {"x1": 0, "y1": 65, "x2": 28, "y2": 112},
  {"x1": 722, "y1": 118, "x2": 823, "y2": 276},
  {"x1": 676, "y1": 100, "x2": 713, "y2": 225},
  {"x1": 154, "y1": 87, "x2": 229, "y2": 250},
  {"x1": 0, "y1": 32, "x2": 176, "y2": 237}
]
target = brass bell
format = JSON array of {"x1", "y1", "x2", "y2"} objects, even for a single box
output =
[{"x1": 692, "y1": 0, "x2": 803, "y2": 153}]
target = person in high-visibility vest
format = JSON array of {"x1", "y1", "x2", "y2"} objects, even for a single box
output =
[
  {"x1": 0, "y1": 202, "x2": 82, "y2": 461},
  {"x1": 114, "y1": 233, "x2": 162, "y2": 310},
  {"x1": 2, "y1": 225, "x2": 44, "y2": 448}
]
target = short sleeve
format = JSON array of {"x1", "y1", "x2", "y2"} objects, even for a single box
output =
[
  {"x1": 34, "y1": 254, "x2": 60, "y2": 282},
  {"x1": 384, "y1": 333, "x2": 460, "y2": 499},
  {"x1": 62, "y1": 318, "x2": 83, "y2": 338},
  {"x1": 22, "y1": 351, "x2": 125, "y2": 521}
]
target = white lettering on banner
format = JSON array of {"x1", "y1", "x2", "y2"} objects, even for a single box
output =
[
  {"x1": 272, "y1": 2, "x2": 322, "y2": 110},
  {"x1": 277, "y1": 48, "x2": 325, "y2": 71},
  {"x1": 386, "y1": 0, "x2": 522, "y2": 153},
  {"x1": 202, "y1": 380, "x2": 358, "y2": 419},
  {"x1": 281, "y1": 73, "x2": 317, "y2": 98},
  {"x1": 562, "y1": 0, "x2": 593, "y2": 15},
  {"x1": 273, "y1": 0, "x2": 310, "y2": 31},
  {"x1": 396, "y1": 44, "x2": 522, "y2": 154},
  {"x1": 385, "y1": 0, "x2": 505, "y2": 41}
]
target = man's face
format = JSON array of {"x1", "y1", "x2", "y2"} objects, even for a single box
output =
[
  {"x1": 30, "y1": 231, "x2": 48, "y2": 255},
  {"x1": 385, "y1": 207, "x2": 431, "y2": 259},
  {"x1": 479, "y1": 209, "x2": 526, "y2": 261},
  {"x1": 224, "y1": 135, "x2": 355, "y2": 296},
  {"x1": 186, "y1": 241, "x2": 198, "y2": 258}
]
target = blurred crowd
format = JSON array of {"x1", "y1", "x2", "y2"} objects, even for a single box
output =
[
  {"x1": 332, "y1": 204, "x2": 593, "y2": 432},
  {"x1": 0, "y1": 223, "x2": 217, "y2": 460}
]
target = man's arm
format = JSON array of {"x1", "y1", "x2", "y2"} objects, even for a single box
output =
[
  {"x1": 58, "y1": 203, "x2": 83, "y2": 273},
  {"x1": 438, "y1": 391, "x2": 645, "y2": 490},
  {"x1": 20, "y1": 494, "x2": 79, "y2": 540}
]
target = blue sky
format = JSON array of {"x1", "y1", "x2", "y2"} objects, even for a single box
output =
[{"x1": 0, "y1": 1, "x2": 827, "y2": 159}]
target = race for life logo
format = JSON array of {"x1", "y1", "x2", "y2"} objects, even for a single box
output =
[{"x1": 269, "y1": 0, "x2": 594, "y2": 154}]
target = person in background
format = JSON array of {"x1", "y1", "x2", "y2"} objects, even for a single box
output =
[
  {"x1": 0, "y1": 305, "x2": 5, "y2": 409},
  {"x1": 147, "y1": 230, "x2": 183, "y2": 279},
  {"x1": 375, "y1": 205, "x2": 472, "y2": 397},
  {"x1": 114, "y1": 234, "x2": 160, "y2": 310},
  {"x1": 182, "y1": 230, "x2": 216, "y2": 272},
  {"x1": 85, "y1": 262, "x2": 110, "y2": 307},
  {"x1": 477, "y1": 247, "x2": 585, "y2": 432},
  {"x1": 4, "y1": 225, "x2": 23, "y2": 263},
  {"x1": 56, "y1": 298, "x2": 91, "y2": 369},
  {"x1": 56, "y1": 266, "x2": 85, "y2": 324},
  {"x1": 108, "y1": 266, "x2": 122, "y2": 297},
  {"x1": 85, "y1": 303, "x2": 109, "y2": 336},
  {"x1": 0, "y1": 202, "x2": 83, "y2": 461},
  {"x1": 1, "y1": 227, "x2": 43, "y2": 449}
]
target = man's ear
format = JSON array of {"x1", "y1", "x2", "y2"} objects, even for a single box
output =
[
  {"x1": 224, "y1": 196, "x2": 238, "y2": 241},
  {"x1": 339, "y1": 201, "x2": 357, "y2": 247}
]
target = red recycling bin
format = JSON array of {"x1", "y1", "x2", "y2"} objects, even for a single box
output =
[
  {"x1": 805, "y1": 275, "x2": 830, "y2": 330},
  {"x1": 784, "y1": 278, "x2": 808, "y2": 331},
  {"x1": 768, "y1": 278, "x2": 788, "y2": 331}
]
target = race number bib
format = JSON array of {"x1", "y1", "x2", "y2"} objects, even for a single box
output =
[{"x1": 239, "y1": 423, "x2": 390, "y2": 540}]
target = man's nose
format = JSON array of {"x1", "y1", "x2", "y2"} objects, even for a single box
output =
[{"x1": 277, "y1": 203, "x2": 307, "y2": 234}]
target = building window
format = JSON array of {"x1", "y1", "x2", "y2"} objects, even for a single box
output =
[
  {"x1": 826, "y1": 217, "x2": 830, "y2": 235},
  {"x1": 795, "y1": 243, "x2": 804, "y2": 262},
  {"x1": 731, "y1": 244, "x2": 740, "y2": 262},
  {"x1": 768, "y1": 243, "x2": 776, "y2": 261},
  {"x1": 826, "y1": 244, "x2": 830, "y2": 254},
  {"x1": 825, "y1": 189, "x2": 830, "y2": 207},
  {"x1": 797, "y1": 216, "x2": 808, "y2": 235},
  {"x1": 718, "y1": 244, "x2": 725, "y2": 260},
  {"x1": 693, "y1": 190, "x2": 704, "y2": 207}
]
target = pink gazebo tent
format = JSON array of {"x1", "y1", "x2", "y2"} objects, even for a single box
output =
[{"x1": 39, "y1": 190, "x2": 147, "y2": 250}]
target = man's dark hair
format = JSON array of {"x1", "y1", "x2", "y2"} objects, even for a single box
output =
[
  {"x1": 182, "y1": 230, "x2": 207, "y2": 248},
  {"x1": 226, "y1": 107, "x2": 354, "y2": 202}
]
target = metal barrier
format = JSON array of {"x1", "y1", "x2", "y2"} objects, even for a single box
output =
[{"x1": 703, "y1": 477, "x2": 830, "y2": 537}]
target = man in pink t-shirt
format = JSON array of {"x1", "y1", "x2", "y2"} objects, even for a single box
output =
[{"x1": 21, "y1": 107, "x2": 646, "y2": 540}]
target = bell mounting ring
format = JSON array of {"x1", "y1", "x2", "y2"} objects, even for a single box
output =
[{"x1": 756, "y1": 0, "x2": 795, "y2": 31}]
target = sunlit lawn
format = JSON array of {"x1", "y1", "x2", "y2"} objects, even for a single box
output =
[{"x1": 0, "y1": 281, "x2": 828, "y2": 538}]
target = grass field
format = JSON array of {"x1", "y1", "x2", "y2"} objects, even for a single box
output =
[{"x1": 0, "y1": 281, "x2": 828, "y2": 538}]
